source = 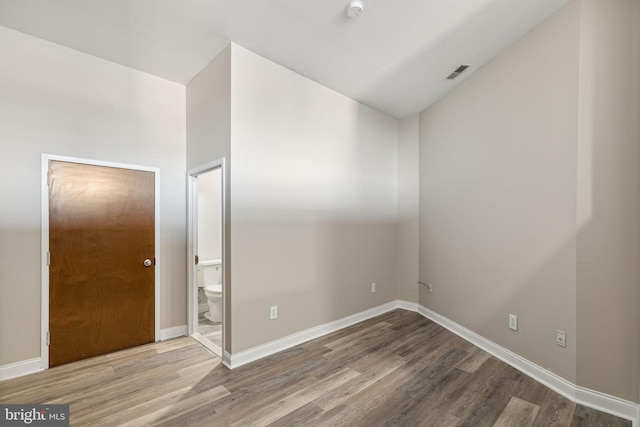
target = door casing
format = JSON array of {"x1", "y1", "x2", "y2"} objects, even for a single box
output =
[
  {"x1": 187, "y1": 159, "x2": 226, "y2": 357},
  {"x1": 41, "y1": 154, "x2": 161, "y2": 370}
]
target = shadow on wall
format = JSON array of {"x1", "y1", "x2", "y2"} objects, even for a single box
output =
[
  {"x1": 418, "y1": 95, "x2": 639, "y2": 403},
  {"x1": 229, "y1": 104, "x2": 398, "y2": 353},
  {"x1": 231, "y1": 215, "x2": 397, "y2": 352}
]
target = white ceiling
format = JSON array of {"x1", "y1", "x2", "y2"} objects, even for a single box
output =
[{"x1": 0, "y1": 0, "x2": 568, "y2": 118}]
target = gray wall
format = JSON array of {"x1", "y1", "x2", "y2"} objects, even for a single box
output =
[
  {"x1": 186, "y1": 46, "x2": 231, "y2": 171},
  {"x1": 229, "y1": 45, "x2": 399, "y2": 353},
  {"x1": 186, "y1": 44, "x2": 399, "y2": 354},
  {"x1": 576, "y1": 0, "x2": 640, "y2": 402},
  {"x1": 396, "y1": 116, "x2": 420, "y2": 302},
  {"x1": 418, "y1": 0, "x2": 640, "y2": 402},
  {"x1": 186, "y1": 46, "x2": 233, "y2": 351},
  {"x1": 419, "y1": 1, "x2": 580, "y2": 382},
  {"x1": 0, "y1": 26, "x2": 187, "y2": 366}
]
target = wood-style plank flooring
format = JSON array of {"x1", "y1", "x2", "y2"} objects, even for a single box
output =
[{"x1": 0, "y1": 310, "x2": 631, "y2": 426}]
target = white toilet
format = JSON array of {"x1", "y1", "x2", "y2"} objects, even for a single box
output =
[
  {"x1": 204, "y1": 284, "x2": 222, "y2": 323},
  {"x1": 200, "y1": 260, "x2": 223, "y2": 323}
]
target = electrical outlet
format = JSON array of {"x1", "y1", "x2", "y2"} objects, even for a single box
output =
[
  {"x1": 371, "y1": 283, "x2": 376, "y2": 293},
  {"x1": 556, "y1": 329, "x2": 566, "y2": 347},
  {"x1": 427, "y1": 283, "x2": 433, "y2": 293},
  {"x1": 509, "y1": 314, "x2": 518, "y2": 331},
  {"x1": 270, "y1": 305, "x2": 278, "y2": 320}
]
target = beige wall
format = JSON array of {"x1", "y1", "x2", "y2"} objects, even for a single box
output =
[
  {"x1": 396, "y1": 116, "x2": 420, "y2": 302},
  {"x1": 418, "y1": 2, "x2": 580, "y2": 382},
  {"x1": 186, "y1": 46, "x2": 231, "y2": 171},
  {"x1": 229, "y1": 45, "x2": 398, "y2": 353},
  {"x1": 418, "y1": 0, "x2": 640, "y2": 401},
  {"x1": 186, "y1": 46, "x2": 233, "y2": 351},
  {"x1": 0, "y1": 27, "x2": 187, "y2": 366},
  {"x1": 576, "y1": 0, "x2": 640, "y2": 402}
]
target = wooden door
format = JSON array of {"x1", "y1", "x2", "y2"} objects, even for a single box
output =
[{"x1": 48, "y1": 160, "x2": 155, "y2": 367}]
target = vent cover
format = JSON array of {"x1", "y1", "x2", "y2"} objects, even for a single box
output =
[{"x1": 446, "y1": 65, "x2": 470, "y2": 80}]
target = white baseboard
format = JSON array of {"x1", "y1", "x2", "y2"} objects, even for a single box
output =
[
  {"x1": 159, "y1": 324, "x2": 187, "y2": 341},
  {"x1": 0, "y1": 357, "x2": 43, "y2": 381},
  {"x1": 416, "y1": 305, "x2": 639, "y2": 427},
  {"x1": 222, "y1": 351, "x2": 232, "y2": 369},
  {"x1": 574, "y1": 386, "x2": 640, "y2": 427},
  {"x1": 395, "y1": 300, "x2": 419, "y2": 312},
  {"x1": 4, "y1": 302, "x2": 637, "y2": 426},
  {"x1": 226, "y1": 300, "x2": 406, "y2": 369},
  {"x1": 2, "y1": 324, "x2": 186, "y2": 382}
]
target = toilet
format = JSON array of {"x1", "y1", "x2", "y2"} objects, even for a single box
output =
[
  {"x1": 204, "y1": 283, "x2": 222, "y2": 323},
  {"x1": 199, "y1": 260, "x2": 223, "y2": 323}
]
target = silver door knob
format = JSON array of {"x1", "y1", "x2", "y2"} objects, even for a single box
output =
[{"x1": 144, "y1": 259, "x2": 153, "y2": 267}]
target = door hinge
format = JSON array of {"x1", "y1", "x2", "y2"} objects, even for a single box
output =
[
  {"x1": 46, "y1": 331, "x2": 50, "y2": 346},
  {"x1": 47, "y1": 251, "x2": 51, "y2": 266},
  {"x1": 47, "y1": 171, "x2": 51, "y2": 186},
  {"x1": 195, "y1": 255, "x2": 199, "y2": 265}
]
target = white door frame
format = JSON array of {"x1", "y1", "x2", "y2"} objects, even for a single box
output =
[
  {"x1": 41, "y1": 154, "x2": 161, "y2": 369},
  {"x1": 187, "y1": 159, "x2": 226, "y2": 356}
]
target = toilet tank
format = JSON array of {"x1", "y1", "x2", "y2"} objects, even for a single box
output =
[{"x1": 198, "y1": 259, "x2": 222, "y2": 286}]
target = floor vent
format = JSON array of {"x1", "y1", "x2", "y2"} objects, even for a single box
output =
[{"x1": 446, "y1": 64, "x2": 470, "y2": 80}]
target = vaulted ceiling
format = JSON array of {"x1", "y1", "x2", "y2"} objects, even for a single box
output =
[{"x1": 0, "y1": 0, "x2": 568, "y2": 118}]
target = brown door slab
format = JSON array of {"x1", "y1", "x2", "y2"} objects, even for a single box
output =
[{"x1": 48, "y1": 160, "x2": 155, "y2": 367}]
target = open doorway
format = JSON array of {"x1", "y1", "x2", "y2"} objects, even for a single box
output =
[{"x1": 187, "y1": 160, "x2": 224, "y2": 357}]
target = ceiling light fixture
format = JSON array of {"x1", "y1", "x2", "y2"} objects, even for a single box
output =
[{"x1": 346, "y1": 0, "x2": 365, "y2": 18}]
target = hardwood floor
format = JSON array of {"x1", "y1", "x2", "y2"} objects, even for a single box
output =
[
  {"x1": 0, "y1": 310, "x2": 631, "y2": 426},
  {"x1": 198, "y1": 312, "x2": 222, "y2": 347}
]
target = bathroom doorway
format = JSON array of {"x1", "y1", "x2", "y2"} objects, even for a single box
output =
[{"x1": 187, "y1": 160, "x2": 225, "y2": 357}]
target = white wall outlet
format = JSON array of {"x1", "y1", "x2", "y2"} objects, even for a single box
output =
[
  {"x1": 427, "y1": 283, "x2": 433, "y2": 293},
  {"x1": 556, "y1": 329, "x2": 566, "y2": 347},
  {"x1": 270, "y1": 305, "x2": 278, "y2": 320},
  {"x1": 509, "y1": 314, "x2": 518, "y2": 331},
  {"x1": 371, "y1": 283, "x2": 376, "y2": 293}
]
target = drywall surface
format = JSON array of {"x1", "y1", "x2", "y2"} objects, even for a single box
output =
[
  {"x1": 229, "y1": 45, "x2": 398, "y2": 353},
  {"x1": 186, "y1": 46, "x2": 231, "y2": 171},
  {"x1": 0, "y1": 26, "x2": 187, "y2": 366},
  {"x1": 396, "y1": 116, "x2": 419, "y2": 302},
  {"x1": 186, "y1": 46, "x2": 232, "y2": 351},
  {"x1": 418, "y1": 2, "x2": 580, "y2": 382},
  {"x1": 576, "y1": 0, "x2": 640, "y2": 402}
]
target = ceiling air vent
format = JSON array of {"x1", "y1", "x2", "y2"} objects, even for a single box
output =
[{"x1": 446, "y1": 65, "x2": 470, "y2": 80}]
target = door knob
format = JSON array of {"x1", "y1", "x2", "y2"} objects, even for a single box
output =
[{"x1": 144, "y1": 259, "x2": 153, "y2": 267}]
